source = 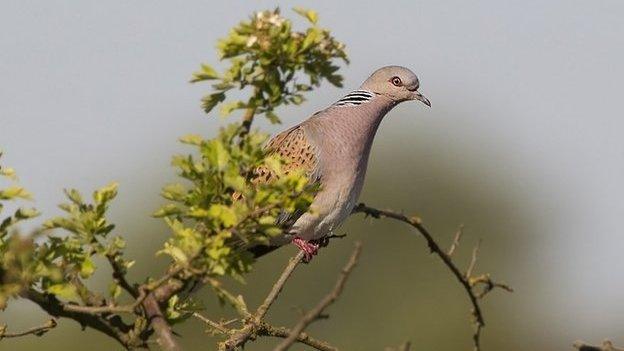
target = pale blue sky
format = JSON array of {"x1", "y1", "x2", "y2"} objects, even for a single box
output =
[{"x1": 1, "y1": 1, "x2": 624, "y2": 350}]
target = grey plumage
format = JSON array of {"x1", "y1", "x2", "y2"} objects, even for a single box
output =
[{"x1": 252, "y1": 65, "x2": 430, "y2": 259}]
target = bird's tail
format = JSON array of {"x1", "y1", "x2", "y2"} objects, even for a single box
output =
[{"x1": 248, "y1": 244, "x2": 281, "y2": 258}]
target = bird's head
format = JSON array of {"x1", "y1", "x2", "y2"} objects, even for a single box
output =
[{"x1": 360, "y1": 65, "x2": 431, "y2": 106}]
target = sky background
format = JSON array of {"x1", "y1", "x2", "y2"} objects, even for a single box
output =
[{"x1": 1, "y1": 1, "x2": 623, "y2": 350}]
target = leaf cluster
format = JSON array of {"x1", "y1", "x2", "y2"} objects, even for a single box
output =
[
  {"x1": 0, "y1": 159, "x2": 132, "y2": 309},
  {"x1": 191, "y1": 8, "x2": 348, "y2": 122},
  {"x1": 155, "y1": 124, "x2": 316, "y2": 283}
]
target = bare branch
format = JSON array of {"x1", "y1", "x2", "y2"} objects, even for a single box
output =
[
  {"x1": 273, "y1": 241, "x2": 362, "y2": 351},
  {"x1": 574, "y1": 340, "x2": 624, "y2": 351},
  {"x1": 465, "y1": 239, "x2": 481, "y2": 279},
  {"x1": 257, "y1": 322, "x2": 338, "y2": 351},
  {"x1": 142, "y1": 293, "x2": 181, "y2": 351},
  {"x1": 256, "y1": 251, "x2": 306, "y2": 320},
  {"x1": 352, "y1": 203, "x2": 511, "y2": 351},
  {"x1": 221, "y1": 250, "x2": 306, "y2": 350},
  {"x1": 0, "y1": 319, "x2": 57, "y2": 340},
  {"x1": 447, "y1": 224, "x2": 464, "y2": 256},
  {"x1": 21, "y1": 289, "x2": 140, "y2": 348},
  {"x1": 106, "y1": 252, "x2": 139, "y2": 297},
  {"x1": 192, "y1": 312, "x2": 231, "y2": 334},
  {"x1": 239, "y1": 105, "x2": 257, "y2": 139}
]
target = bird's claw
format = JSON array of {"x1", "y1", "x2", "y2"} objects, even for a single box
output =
[{"x1": 292, "y1": 237, "x2": 319, "y2": 263}]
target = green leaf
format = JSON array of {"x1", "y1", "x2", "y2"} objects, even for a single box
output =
[
  {"x1": 15, "y1": 207, "x2": 40, "y2": 220},
  {"x1": 161, "y1": 183, "x2": 186, "y2": 201},
  {"x1": 109, "y1": 281, "x2": 122, "y2": 299},
  {"x1": 293, "y1": 7, "x2": 318, "y2": 24},
  {"x1": 79, "y1": 257, "x2": 96, "y2": 279},
  {"x1": 265, "y1": 111, "x2": 281, "y2": 124},
  {"x1": 153, "y1": 204, "x2": 182, "y2": 218},
  {"x1": 204, "y1": 140, "x2": 230, "y2": 171},
  {"x1": 64, "y1": 189, "x2": 83, "y2": 206},
  {"x1": 0, "y1": 167, "x2": 17, "y2": 180},
  {"x1": 179, "y1": 134, "x2": 204, "y2": 146},
  {"x1": 158, "y1": 242, "x2": 189, "y2": 264},
  {"x1": 219, "y1": 100, "x2": 245, "y2": 117},
  {"x1": 190, "y1": 63, "x2": 219, "y2": 83},
  {"x1": 208, "y1": 204, "x2": 237, "y2": 227},
  {"x1": 93, "y1": 182, "x2": 119, "y2": 205},
  {"x1": 46, "y1": 283, "x2": 79, "y2": 301},
  {"x1": 0, "y1": 186, "x2": 32, "y2": 201},
  {"x1": 224, "y1": 173, "x2": 246, "y2": 192},
  {"x1": 201, "y1": 92, "x2": 226, "y2": 114}
]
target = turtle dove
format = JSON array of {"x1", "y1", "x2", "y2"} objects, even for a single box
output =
[{"x1": 250, "y1": 65, "x2": 430, "y2": 261}]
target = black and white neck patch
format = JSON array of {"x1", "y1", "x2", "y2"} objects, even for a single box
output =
[{"x1": 333, "y1": 90, "x2": 375, "y2": 107}]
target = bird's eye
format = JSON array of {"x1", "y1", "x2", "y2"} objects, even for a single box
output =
[{"x1": 391, "y1": 76, "x2": 402, "y2": 86}]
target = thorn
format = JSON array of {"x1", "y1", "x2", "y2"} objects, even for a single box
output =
[
  {"x1": 447, "y1": 224, "x2": 464, "y2": 256},
  {"x1": 465, "y1": 239, "x2": 482, "y2": 280}
]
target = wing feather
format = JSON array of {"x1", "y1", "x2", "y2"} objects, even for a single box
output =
[{"x1": 255, "y1": 125, "x2": 320, "y2": 228}]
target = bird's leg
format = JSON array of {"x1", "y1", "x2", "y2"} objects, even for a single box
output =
[
  {"x1": 292, "y1": 237, "x2": 319, "y2": 263},
  {"x1": 314, "y1": 235, "x2": 331, "y2": 248}
]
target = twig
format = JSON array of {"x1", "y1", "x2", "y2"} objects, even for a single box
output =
[
  {"x1": 257, "y1": 322, "x2": 338, "y2": 351},
  {"x1": 273, "y1": 242, "x2": 362, "y2": 351},
  {"x1": 256, "y1": 251, "x2": 306, "y2": 320},
  {"x1": 21, "y1": 289, "x2": 139, "y2": 348},
  {"x1": 221, "y1": 250, "x2": 306, "y2": 350},
  {"x1": 447, "y1": 225, "x2": 464, "y2": 256},
  {"x1": 106, "y1": 252, "x2": 139, "y2": 297},
  {"x1": 192, "y1": 312, "x2": 230, "y2": 334},
  {"x1": 239, "y1": 105, "x2": 258, "y2": 139},
  {"x1": 61, "y1": 264, "x2": 186, "y2": 317},
  {"x1": 0, "y1": 319, "x2": 57, "y2": 339},
  {"x1": 465, "y1": 239, "x2": 481, "y2": 279},
  {"x1": 471, "y1": 274, "x2": 513, "y2": 299},
  {"x1": 574, "y1": 340, "x2": 624, "y2": 351},
  {"x1": 142, "y1": 293, "x2": 181, "y2": 351},
  {"x1": 352, "y1": 203, "x2": 511, "y2": 351}
]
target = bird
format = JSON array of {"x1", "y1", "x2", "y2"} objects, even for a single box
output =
[{"x1": 249, "y1": 65, "x2": 430, "y2": 261}]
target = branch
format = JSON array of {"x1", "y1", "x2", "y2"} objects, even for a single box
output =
[
  {"x1": 142, "y1": 293, "x2": 181, "y2": 351},
  {"x1": 273, "y1": 241, "x2": 362, "y2": 351},
  {"x1": 352, "y1": 203, "x2": 512, "y2": 351},
  {"x1": 257, "y1": 322, "x2": 337, "y2": 351},
  {"x1": 21, "y1": 289, "x2": 138, "y2": 348},
  {"x1": 256, "y1": 251, "x2": 306, "y2": 320},
  {"x1": 192, "y1": 312, "x2": 232, "y2": 334},
  {"x1": 239, "y1": 105, "x2": 257, "y2": 139},
  {"x1": 574, "y1": 340, "x2": 624, "y2": 351},
  {"x1": 59, "y1": 263, "x2": 188, "y2": 317},
  {"x1": 221, "y1": 250, "x2": 306, "y2": 350},
  {"x1": 106, "y1": 252, "x2": 139, "y2": 297},
  {"x1": 0, "y1": 319, "x2": 57, "y2": 339},
  {"x1": 192, "y1": 313, "x2": 337, "y2": 351},
  {"x1": 447, "y1": 224, "x2": 464, "y2": 256}
]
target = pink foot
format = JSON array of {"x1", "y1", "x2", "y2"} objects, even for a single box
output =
[{"x1": 292, "y1": 237, "x2": 319, "y2": 262}]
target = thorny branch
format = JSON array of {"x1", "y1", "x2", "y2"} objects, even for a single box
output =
[
  {"x1": 352, "y1": 203, "x2": 512, "y2": 351},
  {"x1": 0, "y1": 319, "x2": 57, "y2": 339},
  {"x1": 220, "y1": 250, "x2": 306, "y2": 350},
  {"x1": 274, "y1": 241, "x2": 362, "y2": 351},
  {"x1": 15, "y1": 251, "x2": 195, "y2": 350},
  {"x1": 211, "y1": 242, "x2": 362, "y2": 351},
  {"x1": 192, "y1": 312, "x2": 337, "y2": 351},
  {"x1": 256, "y1": 322, "x2": 338, "y2": 351},
  {"x1": 20, "y1": 289, "x2": 138, "y2": 347},
  {"x1": 574, "y1": 340, "x2": 624, "y2": 351}
]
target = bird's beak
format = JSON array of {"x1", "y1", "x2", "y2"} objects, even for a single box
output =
[{"x1": 412, "y1": 91, "x2": 431, "y2": 107}]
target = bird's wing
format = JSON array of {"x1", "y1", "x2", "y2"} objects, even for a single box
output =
[
  {"x1": 253, "y1": 124, "x2": 321, "y2": 228},
  {"x1": 255, "y1": 124, "x2": 321, "y2": 184}
]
